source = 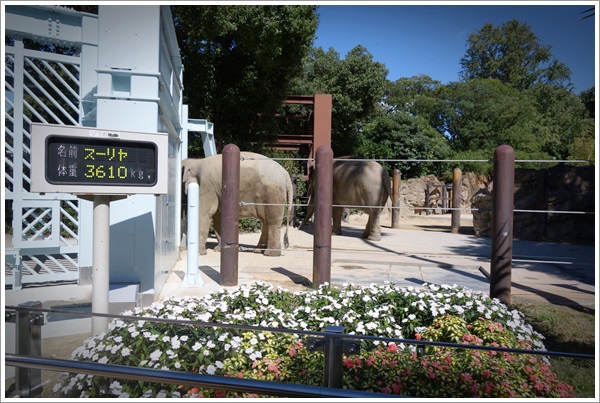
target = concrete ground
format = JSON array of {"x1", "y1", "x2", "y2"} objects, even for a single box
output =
[{"x1": 158, "y1": 213, "x2": 596, "y2": 311}]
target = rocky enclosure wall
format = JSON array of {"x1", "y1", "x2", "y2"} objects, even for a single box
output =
[{"x1": 399, "y1": 165, "x2": 594, "y2": 245}]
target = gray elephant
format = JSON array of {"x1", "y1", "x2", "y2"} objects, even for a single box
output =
[
  {"x1": 182, "y1": 152, "x2": 293, "y2": 257},
  {"x1": 300, "y1": 157, "x2": 391, "y2": 241}
]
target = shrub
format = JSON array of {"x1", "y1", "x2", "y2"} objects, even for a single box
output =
[{"x1": 53, "y1": 282, "x2": 574, "y2": 398}]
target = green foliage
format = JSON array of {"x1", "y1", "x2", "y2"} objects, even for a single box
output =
[
  {"x1": 289, "y1": 45, "x2": 389, "y2": 156},
  {"x1": 440, "y1": 79, "x2": 543, "y2": 154},
  {"x1": 172, "y1": 5, "x2": 318, "y2": 154},
  {"x1": 346, "y1": 316, "x2": 574, "y2": 398},
  {"x1": 356, "y1": 112, "x2": 452, "y2": 178},
  {"x1": 525, "y1": 83, "x2": 592, "y2": 160},
  {"x1": 459, "y1": 19, "x2": 571, "y2": 90},
  {"x1": 53, "y1": 282, "x2": 576, "y2": 398}
]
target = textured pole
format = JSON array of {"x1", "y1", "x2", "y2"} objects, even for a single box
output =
[
  {"x1": 391, "y1": 169, "x2": 401, "y2": 228},
  {"x1": 450, "y1": 167, "x2": 462, "y2": 234},
  {"x1": 490, "y1": 145, "x2": 515, "y2": 305},
  {"x1": 92, "y1": 195, "x2": 110, "y2": 335},
  {"x1": 221, "y1": 144, "x2": 240, "y2": 286},
  {"x1": 313, "y1": 146, "x2": 333, "y2": 286},
  {"x1": 183, "y1": 182, "x2": 203, "y2": 286}
]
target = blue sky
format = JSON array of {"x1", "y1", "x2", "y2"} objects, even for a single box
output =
[{"x1": 314, "y1": 2, "x2": 597, "y2": 94}]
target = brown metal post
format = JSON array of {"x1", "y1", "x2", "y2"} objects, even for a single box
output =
[
  {"x1": 450, "y1": 167, "x2": 462, "y2": 234},
  {"x1": 311, "y1": 94, "x2": 332, "y2": 163},
  {"x1": 391, "y1": 169, "x2": 401, "y2": 228},
  {"x1": 221, "y1": 144, "x2": 240, "y2": 286},
  {"x1": 313, "y1": 146, "x2": 333, "y2": 286},
  {"x1": 490, "y1": 145, "x2": 515, "y2": 305}
]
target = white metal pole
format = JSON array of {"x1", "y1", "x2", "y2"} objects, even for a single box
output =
[
  {"x1": 183, "y1": 182, "x2": 202, "y2": 286},
  {"x1": 92, "y1": 195, "x2": 111, "y2": 334}
]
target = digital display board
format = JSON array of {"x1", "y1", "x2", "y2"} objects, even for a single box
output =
[
  {"x1": 46, "y1": 136, "x2": 157, "y2": 186},
  {"x1": 31, "y1": 123, "x2": 168, "y2": 195}
]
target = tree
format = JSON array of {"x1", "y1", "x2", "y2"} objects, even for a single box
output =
[
  {"x1": 459, "y1": 19, "x2": 572, "y2": 91},
  {"x1": 289, "y1": 45, "x2": 388, "y2": 156},
  {"x1": 356, "y1": 112, "x2": 452, "y2": 178},
  {"x1": 384, "y1": 75, "x2": 448, "y2": 135},
  {"x1": 440, "y1": 79, "x2": 548, "y2": 157},
  {"x1": 526, "y1": 83, "x2": 591, "y2": 160},
  {"x1": 172, "y1": 5, "x2": 318, "y2": 155}
]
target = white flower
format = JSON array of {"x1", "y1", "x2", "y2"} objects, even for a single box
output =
[
  {"x1": 206, "y1": 364, "x2": 216, "y2": 375},
  {"x1": 149, "y1": 349, "x2": 162, "y2": 361},
  {"x1": 192, "y1": 342, "x2": 202, "y2": 351},
  {"x1": 122, "y1": 347, "x2": 131, "y2": 357}
]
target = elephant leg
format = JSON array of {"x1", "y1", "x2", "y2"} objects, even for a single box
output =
[
  {"x1": 212, "y1": 212, "x2": 222, "y2": 252},
  {"x1": 263, "y1": 224, "x2": 282, "y2": 257},
  {"x1": 254, "y1": 222, "x2": 268, "y2": 254},
  {"x1": 198, "y1": 213, "x2": 211, "y2": 255},
  {"x1": 364, "y1": 209, "x2": 382, "y2": 241},
  {"x1": 332, "y1": 206, "x2": 343, "y2": 235}
]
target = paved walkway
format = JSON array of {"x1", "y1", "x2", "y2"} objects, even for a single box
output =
[
  {"x1": 157, "y1": 214, "x2": 596, "y2": 312},
  {"x1": 5, "y1": 214, "x2": 596, "y2": 327}
]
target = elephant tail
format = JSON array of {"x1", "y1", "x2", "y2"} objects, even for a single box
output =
[{"x1": 284, "y1": 174, "x2": 293, "y2": 249}]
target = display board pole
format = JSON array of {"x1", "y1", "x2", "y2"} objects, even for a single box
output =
[{"x1": 92, "y1": 195, "x2": 111, "y2": 335}]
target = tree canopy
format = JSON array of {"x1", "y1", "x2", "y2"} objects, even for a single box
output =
[
  {"x1": 172, "y1": 5, "x2": 318, "y2": 155},
  {"x1": 459, "y1": 19, "x2": 572, "y2": 91}
]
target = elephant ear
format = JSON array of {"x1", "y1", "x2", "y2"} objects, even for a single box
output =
[{"x1": 182, "y1": 165, "x2": 197, "y2": 195}]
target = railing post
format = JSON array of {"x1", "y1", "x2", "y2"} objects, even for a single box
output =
[
  {"x1": 221, "y1": 144, "x2": 240, "y2": 287},
  {"x1": 490, "y1": 145, "x2": 515, "y2": 305},
  {"x1": 324, "y1": 326, "x2": 344, "y2": 389},
  {"x1": 15, "y1": 301, "x2": 43, "y2": 398},
  {"x1": 451, "y1": 167, "x2": 462, "y2": 234},
  {"x1": 391, "y1": 169, "x2": 401, "y2": 228},
  {"x1": 313, "y1": 146, "x2": 333, "y2": 286}
]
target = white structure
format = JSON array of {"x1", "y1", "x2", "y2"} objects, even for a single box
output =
[{"x1": 4, "y1": 5, "x2": 214, "y2": 305}]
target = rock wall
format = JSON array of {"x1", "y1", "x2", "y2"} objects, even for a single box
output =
[
  {"x1": 471, "y1": 164, "x2": 595, "y2": 245},
  {"x1": 397, "y1": 172, "x2": 488, "y2": 217}
]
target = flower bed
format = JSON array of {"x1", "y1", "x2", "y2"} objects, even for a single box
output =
[{"x1": 53, "y1": 281, "x2": 574, "y2": 398}]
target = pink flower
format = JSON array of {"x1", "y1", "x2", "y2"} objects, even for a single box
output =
[
  {"x1": 387, "y1": 343, "x2": 398, "y2": 353},
  {"x1": 344, "y1": 358, "x2": 355, "y2": 369}
]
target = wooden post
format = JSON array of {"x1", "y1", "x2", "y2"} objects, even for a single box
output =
[
  {"x1": 490, "y1": 145, "x2": 515, "y2": 305},
  {"x1": 313, "y1": 146, "x2": 333, "y2": 286},
  {"x1": 450, "y1": 167, "x2": 462, "y2": 234},
  {"x1": 392, "y1": 169, "x2": 401, "y2": 228},
  {"x1": 221, "y1": 144, "x2": 240, "y2": 286}
]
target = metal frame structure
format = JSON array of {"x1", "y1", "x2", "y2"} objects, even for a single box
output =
[{"x1": 4, "y1": 5, "x2": 214, "y2": 303}]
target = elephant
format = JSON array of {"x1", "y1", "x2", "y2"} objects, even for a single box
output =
[
  {"x1": 182, "y1": 152, "x2": 293, "y2": 257},
  {"x1": 299, "y1": 157, "x2": 392, "y2": 241}
]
